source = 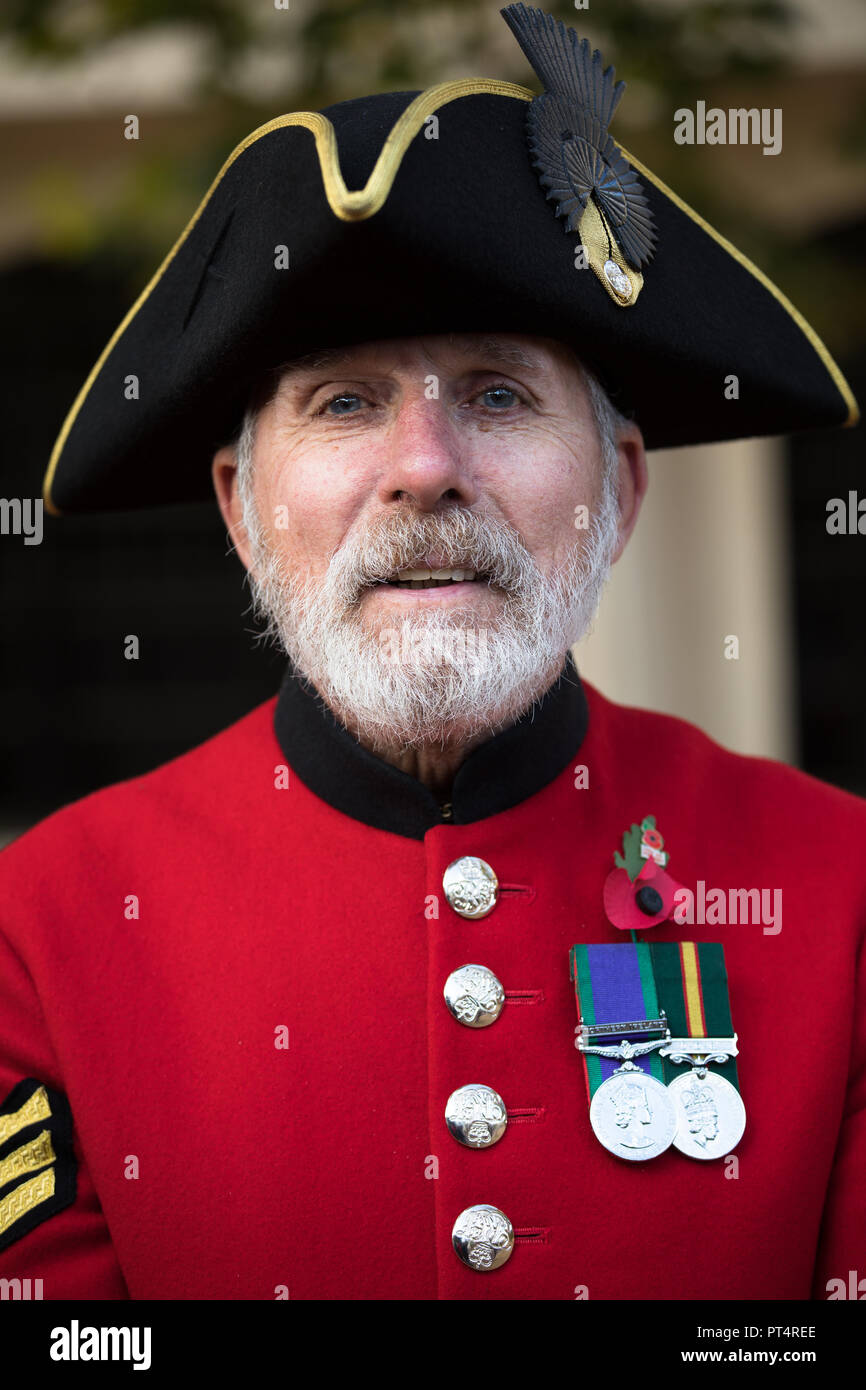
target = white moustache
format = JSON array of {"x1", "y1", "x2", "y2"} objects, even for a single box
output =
[{"x1": 329, "y1": 511, "x2": 534, "y2": 602}]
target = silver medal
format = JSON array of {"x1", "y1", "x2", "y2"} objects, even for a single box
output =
[
  {"x1": 589, "y1": 1069, "x2": 677, "y2": 1161},
  {"x1": 579, "y1": 1020, "x2": 676, "y2": 1162},
  {"x1": 668, "y1": 1069, "x2": 746, "y2": 1159},
  {"x1": 660, "y1": 1035, "x2": 746, "y2": 1159}
]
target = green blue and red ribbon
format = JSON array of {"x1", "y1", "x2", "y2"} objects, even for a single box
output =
[{"x1": 570, "y1": 942, "x2": 666, "y2": 1100}]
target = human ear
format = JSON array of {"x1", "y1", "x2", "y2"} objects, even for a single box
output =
[
  {"x1": 211, "y1": 444, "x2": 253, "y2": 572},
  {"x1": 609, "y1": 424, "x2": 648, "y2": 565}
]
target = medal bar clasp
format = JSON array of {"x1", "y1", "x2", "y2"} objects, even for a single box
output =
[
  {"x1": 577, "y1": 1012, "x2": 671, "y2": 1067},
  {"x1": 578, "y1": 1012, "x2": 669, "y2": 1045},
  {"x1": 660, "y1": 1034, "x2": 739, "y2": 1067}
]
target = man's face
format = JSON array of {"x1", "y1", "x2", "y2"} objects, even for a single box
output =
[{"x1": 213, "y1": 332, "x2": 646, "y2": 751}]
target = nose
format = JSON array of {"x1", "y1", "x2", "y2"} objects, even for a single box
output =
[{"x1": 376, "y1": 397, "x2": 478, "y2": 512}]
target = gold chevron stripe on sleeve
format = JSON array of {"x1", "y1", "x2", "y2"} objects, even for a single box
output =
[
  {"x1": 0, "y1": 1130, "x2": 56, "y2": 1192},
  {"x1": 0, "y1": 1085, "x2": 51, "y2": 1146},
  {"x1": 0, "y1": 1167, "x2": 56, "y2": 1240},
  {"x1": 42, "y1": 79, "x2": 533, "y2": 516}
]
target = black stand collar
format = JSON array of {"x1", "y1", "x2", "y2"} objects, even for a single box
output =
[{"x1": 272, "y1": 656, "x2": 589, "y2": 839}]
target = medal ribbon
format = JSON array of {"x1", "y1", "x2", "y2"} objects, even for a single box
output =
[
  {"x1": 649, "y1": 942, "x2": 740, "y2": 1091},
  {"x1": 570, "y1": 943, "x2": 665, "y2": 1101}
]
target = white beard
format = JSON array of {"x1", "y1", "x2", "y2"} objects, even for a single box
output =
[{"x1": 241, "y1": 492, "x2": 619, "y2": 753}]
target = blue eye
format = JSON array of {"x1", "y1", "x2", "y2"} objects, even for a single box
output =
[
  {"x1": 326, "y1": 394, "x2": 363, "y2": 414},
  {"x1": 481, "y1": 386, "x2": 518, "y2": 408}
]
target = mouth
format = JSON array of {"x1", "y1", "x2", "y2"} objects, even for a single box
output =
[{"x1": 380, "y1": 566, "x2": 489, "y2": 590}]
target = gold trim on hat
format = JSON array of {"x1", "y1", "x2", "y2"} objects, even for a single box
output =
[
  {"x1": 42, "y1": 79, "x2": 532, "y2": 515},
  {"x1": 42, "y1": 81, "x2": 857, "y2": 515},
  {"x1": 617, "y1": 141, "x2": 859, "y2": 431}
]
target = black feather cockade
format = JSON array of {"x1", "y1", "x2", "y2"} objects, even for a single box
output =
[{"x1": 501, "y1": 3, "x2": 656, "y2": 269}]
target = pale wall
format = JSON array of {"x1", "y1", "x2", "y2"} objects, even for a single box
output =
[{"x1": 575, "y1": 437, "x2": 798, "y2": 764}]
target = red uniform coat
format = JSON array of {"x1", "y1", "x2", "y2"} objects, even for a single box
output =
[{"x1": 1, "y1": 666, "x2": 864, "y2": 1300}]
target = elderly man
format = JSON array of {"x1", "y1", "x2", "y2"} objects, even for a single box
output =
[
  {"x1": 211, "y1": 332, "x2": 638, "y2": 783},
  {"x1": 1, "y1": 6, "x2": 864, "y2": 1302}
]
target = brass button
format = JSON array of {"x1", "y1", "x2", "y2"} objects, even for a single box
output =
[
  {"x1": 442, "y1": 856, "x2": 498, "y2": 919},
  {"x1": 443, "y1": 964, "x2": 505, "y2": 1028},
  {"x1": 452, "y1": 1205, "x2": 514, "y2": 1271}
]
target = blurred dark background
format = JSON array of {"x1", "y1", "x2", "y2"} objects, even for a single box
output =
[{"x1": 1, "y1": 0, "x2": 865, "y2": 837}]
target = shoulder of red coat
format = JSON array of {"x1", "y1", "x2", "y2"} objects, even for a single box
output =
[
  {"x1": 580, "y1": 677, "x2": 866, "y2": 832},
  {"x1": 0, "y1": 692, "x2": 281, "y2": 868}
]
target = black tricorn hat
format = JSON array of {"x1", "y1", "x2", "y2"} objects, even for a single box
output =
[{"x1": 43, "y1": 3, "x2": 858, "y2": 515}]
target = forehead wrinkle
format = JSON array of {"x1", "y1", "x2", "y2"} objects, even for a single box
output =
[
  {"x1": 455, "y1": 335, "x2": 546, "y2": 374},
  {"x1": 271, "y1": 334, "x2": 553, "y2": 385},
  {"x1": 275, "y1": 346, "x2": 354, "y2": 378}
]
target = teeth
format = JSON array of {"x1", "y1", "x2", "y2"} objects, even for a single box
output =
[{"x1": 393, "y1": 568, "x2": 476, "y2": 583}]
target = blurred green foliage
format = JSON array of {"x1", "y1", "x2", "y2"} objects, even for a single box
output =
[{"x1": 4, "y1": 0, "x2": 803, "y2": 102}]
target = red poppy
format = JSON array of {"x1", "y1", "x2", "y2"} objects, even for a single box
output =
[{"x1": 603, "y1": 859, "x2": 686, "y2": 932}]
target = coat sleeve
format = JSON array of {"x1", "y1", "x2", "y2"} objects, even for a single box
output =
[
  {"x1": 0, "y1": 922, "x2": 129, "y2": 1299},
  {"x1": 812, "y1": 922, "x2": 866, "y2": 1299}
]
